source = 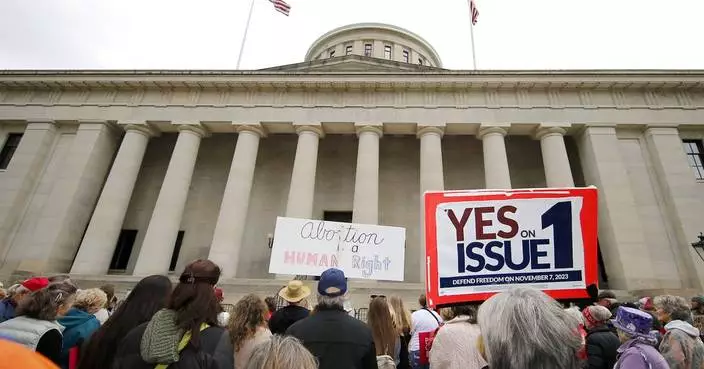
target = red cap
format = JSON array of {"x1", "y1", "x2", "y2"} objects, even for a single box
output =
[
  {"x1": 21, "y1": 277, "x2": 49, "y2": 292},
  {"x1": 214, "y1": 288, "x2": 224, "y2": 302}
]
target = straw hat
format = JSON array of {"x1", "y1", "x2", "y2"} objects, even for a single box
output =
[{"x1": 279, "y1": 280, "x2": 311, "y2": 303}]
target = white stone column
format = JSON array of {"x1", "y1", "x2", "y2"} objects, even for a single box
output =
[
  {"x1": 644, "y1": 127, "x2": 704, "y2": 290},
  {"x1": 535, "y1": 125, "x2": 575, "y2": 187},
  {"x1": 352, "y1": 125, "x2": 382, "y2": 224},
  {"x1": 0, "y1": 121, "x2": 57, "y2": 256},
  {"x1": 577, "y1": 125, "x2": 651, "y2": 290},
  {"x1": 133, "y1": 124, "x2": 206, "y2": 275},
  {"x1": 285, "y1": 125, "x2": 323, "y2": 219},
  {"x1": 478, "y1": 125, "x2": 512, "y2": 189},
  {"x1": 209, "y1": 125, "x2": 265, "y2": 278},
  {"x1": 71, "y1": 124, "x2": 156, "y2": 275},
  {"x1": 418, "y1": 126, "x2": 445, "y2": 283}
]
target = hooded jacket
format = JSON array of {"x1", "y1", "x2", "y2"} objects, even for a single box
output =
[
  {"x1": 659, "y1": 320, "x2": 704, "y2": 369},
  {"x1": 111, "y1": 309, "x2": 234, "y2": 369},
  {"x1": 57, "y1": 308, "x2": 101, "y2": 369}
]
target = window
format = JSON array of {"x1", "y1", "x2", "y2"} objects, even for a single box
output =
[
  {"x1": 683, "y1": 139, "x2": 704, "y2": 180},
  {"x1": 169, "y1": 230, "x2": 185, "y2": 272},
  {"x1": 418, "y1": 58, "x2": 424, "y2": 65},
  {"x1": 0, "y1": 133, "x2": 23, "y2": 170},
  {"x1": 402, "y1": 49, "x2": 409, "y2": 63},
  {"x1": 323, "y1": 211, "x2": 353, "y2": 223},
  {"x1": 329, "y1": 49, "x2": 335, "y2": 58},
  {"x1": 384, "y1": 45, "x2": 392, "y2": 59},
  {"x1": 345, "y1": 45, "x2": 353, "y2": 55},
  {"x1": 364, "y1": 43, "x2": 372, "y2": 57},
  {"x1": 109, "y1": 229, "x2": 138, "y2": 270}
]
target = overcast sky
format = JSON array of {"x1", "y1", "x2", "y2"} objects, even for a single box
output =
[{"x1": 0, "y1": 0, "x2": 702, "y2": 70}]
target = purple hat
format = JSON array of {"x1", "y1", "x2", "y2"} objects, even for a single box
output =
[{"x1": 611, "y1": 306, "x2": 653, "y2": 338}]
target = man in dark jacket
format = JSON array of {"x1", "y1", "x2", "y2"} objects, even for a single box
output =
[
  {"x1": 269, "y1": 280, "x2": 311, "y2": 335},
  {"x1": 583, "y1": 305, "x2": 620, "y2": 369},
  {"x1": 287, "y1": 268, "x2": 378, "y2": 369}
]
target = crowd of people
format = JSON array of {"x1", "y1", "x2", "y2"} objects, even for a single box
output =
[{"x1": 0, "y1": 260, "x2": 703, "y2": 369}]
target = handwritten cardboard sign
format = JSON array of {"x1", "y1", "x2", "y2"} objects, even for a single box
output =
[
  {"x1": 424, "y1": 188, "x2": 598, "y2": 306},
  {"x1": 268, "y1": 217, "x2": 406, "y2": 281}
]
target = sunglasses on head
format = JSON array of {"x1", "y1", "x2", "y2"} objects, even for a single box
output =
[{"x1": 370, "y1": 294, "x2": 386, "y2": 299}]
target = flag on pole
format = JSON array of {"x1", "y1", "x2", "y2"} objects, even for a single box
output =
[
  {"x1": 469, "y1": 0, "x2": 479, "y2": 25},
  {"x1": 269, "y1": 0, "x2": 291, "y2": 16}
]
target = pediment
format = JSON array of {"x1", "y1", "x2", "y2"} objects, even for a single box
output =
[{"x1": 259, "y1": 55, "x2": 443, "y2": 73}]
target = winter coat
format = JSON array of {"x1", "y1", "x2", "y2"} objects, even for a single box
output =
[
  {"x1": 268, "y1": 305, "x2": 309, "y2": 335},
  {"x1": 0, "y1": 299, "x2": 16, "y2": 323},
  {"x1": 287, "y1": 307, "x2": 378, "y2": 369},
  {"x1": 429, "y1": 316, "x2": 487, "y2": 369},
  {"x1": 615, "y1": 339, "x2": 669, "y2": 369},
  {"x1": 0, "y1": 315, "x2": 64, "y2": 364},
  {"x1": 57, "y1": 308, "x2": 101, "y2": 369},
  {"x1": 584, "y1": 324, "x2": 620, "y2": 369},
  {"x1": 111, "y1": 309, "x2": 234, "y2": 369},
  {"x1": 659, "y1": 320, "x2": 704, "y2": 369}
]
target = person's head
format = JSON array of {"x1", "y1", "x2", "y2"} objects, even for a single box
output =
[
  {"x1": 564, "y1": 306, "x2": 585, "y2": 327},
  {"x1": 597, "y1": 290, "x2": 617, "y2": 308},
  {"x1": 73, "y1": 288, "x2": 108, "y2": 314},
  {"x1": 264, "y1": 297, "x2": 277, "y2": 314},
  {"x1": 77, "y1": 275, "x2": 172, "y2": 369},
  {"x1": 279, "y1": 280, "x2": 311, "y2": 306},
  {"x1": 367, "y1": 296, "x2": 397, "y2": 356},
  {"x1": 316, "y1": 268, "x2": 347, "y2": 310},
  {"x1": 691, "y1": 296, "x2": 704, "y2": 314},
  {"x1": 245, "y1": 335, "x2": 317, "y2": 369},
  {"x1": 17, "y1": 282, "x2": 77, "y2": 321},
  {"x1": 47, "y1": 275, "x2": 71, "y2": 284},
  {"x1": 654, "y1": 295, "x2": 691, "y2": 324},
  {"x1": 388, "y1": 295, "x2": 411, "y2": 334},
  {"x1": 478, "y1": 287, "x2": 582, "y2": 369},
  {"x1": 582, "y1": 305, "x2": 612, "y2": 329},
  {"x1": 418, "y1": 293, "x2": 427, "y2": 308},
  {"x1": 99, "y1": 284, "x2": 116, "y2": 309},
  {"x1": 638, "y1": 296, "x2": 655, "y2": 312},
  {"x1": 229, "y1": 294, "x2": 268, "y2": 351},
  {"x1": 12, "y1": 277, "x2": 50, "y2": 304},
  {"x1": 612, "y1": 306, "x2": 657, "y2": 344},
  {"x1": 169, "y1": 259, "x2": 221, "y2": 347},
  {"x1": 450, "y1": 304, "x2": 478, "y2": 323}
]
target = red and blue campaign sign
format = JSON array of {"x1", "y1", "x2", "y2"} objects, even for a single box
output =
[{"x1": 424, "y1": 187, "x2": 598, "y2": 306}]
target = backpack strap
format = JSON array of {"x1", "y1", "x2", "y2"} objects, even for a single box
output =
[
  {"x1": 423, "y1": 308, "x2": 441, "y2": 326},
  {"x1": 154, "y1": 323, "x2": 210, "y2": 369}
]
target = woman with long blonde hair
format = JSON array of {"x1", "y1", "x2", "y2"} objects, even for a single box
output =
[
  {"x1": 229, "y1": 294, "x2": 272, "y2": 369},
  {"x1": 368, "y1": 296, "x2": 401, "y2": 367},
  {"x1": 389, "y1": 296, "x2": 412, "y2": 369}
]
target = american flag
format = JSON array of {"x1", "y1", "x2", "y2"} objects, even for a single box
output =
[
  {"x1": 269, "y1": 0, "x2": 291, "y2": 16},
  {"x1": 469, "y1": 0, "x2": 479, "y2": 25}
]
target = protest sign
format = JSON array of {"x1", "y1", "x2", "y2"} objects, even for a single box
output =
[
  {"x1": 424, "y1": 187, "x2": 598, "y2": 306},
  {"x1": 268, "y1": 216, "x2": 406, "y2": 281}
]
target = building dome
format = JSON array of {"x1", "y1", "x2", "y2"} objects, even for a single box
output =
[{"x1": 304, "y1": 23, "x2": 442, "y2": 68}]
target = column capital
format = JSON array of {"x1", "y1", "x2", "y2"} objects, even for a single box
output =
[
  {"x1": 123, "y1": 123, "x2": 159, "y2": 137},
  {"x1": 236, "y1": 124, "x2": 267, "y2": 137},
  {"x1": 355, "y1": 125, "x2": 383, "y2": 138},
  {"x1": 416, "y1": 126, "x2": 444, "y2": 139},
  {"x1": 295, "y1": 125, "x2": 324, "y2": 137},
  {"x1": 643, "y1": 126, "x2": 680, "y2": 137},
  {"x1": 534, "y1": 126, "x2": 567, "y2": 140},
  {"x1": 177, "y1": 123, "x2": 208, "y2": 137},
  {"x1": 477, "y1": 125, "x2": 509, "y2": 140},
  {"x1": 24, "y1": 120, "x2": 57, "y2": 130}
]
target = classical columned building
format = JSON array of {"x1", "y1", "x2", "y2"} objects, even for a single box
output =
[{"x1": 0, "y1": 23, "x2": 703, "y2": 295}]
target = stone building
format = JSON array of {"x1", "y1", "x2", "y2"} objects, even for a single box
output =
[{"x1": 0, "y1": 23, "x2": 703, "y2": 297}]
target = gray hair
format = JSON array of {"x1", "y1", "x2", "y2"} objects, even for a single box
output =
[
  {"x1": 317, "y1": 293, "x2": 346, "y2": 310},
  {"x1": 654, "y1": 295, "x2": 692, "y2": 321},
  {"x1": 478, "y1": 287, "x2": 583, "y2": 369},
  {"x1": 564, "y1": 306, "x2": 584, "y2": 326},
  {"x1": 246, "y1": 335, "x2": 317, "y2": 369}
]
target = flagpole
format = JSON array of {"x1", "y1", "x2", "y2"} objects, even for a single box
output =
[
  {"x1": 236, "y1": 0, "x2": 256, "y2": 69},
  {"x1": 468, "y1": 1, "x2": 477, "y2": 70}
]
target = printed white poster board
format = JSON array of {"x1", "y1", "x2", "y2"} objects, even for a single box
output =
[{"x1": 268, "y1": 217, "x2": 406, "y2": 281}]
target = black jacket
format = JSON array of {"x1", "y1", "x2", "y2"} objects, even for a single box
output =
[
  {"x1": 585, "y1": 325, "x2": 620, "y2": 369},
  {"x1": 268, "y1": 305, "x2": 309, "y2": 335},
  {"x1": 286, "y1": 308, "x2": 378, "y2": 369},
  {"x1": 111, "y1": 323, "x2": 234, "y2": 369}
]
